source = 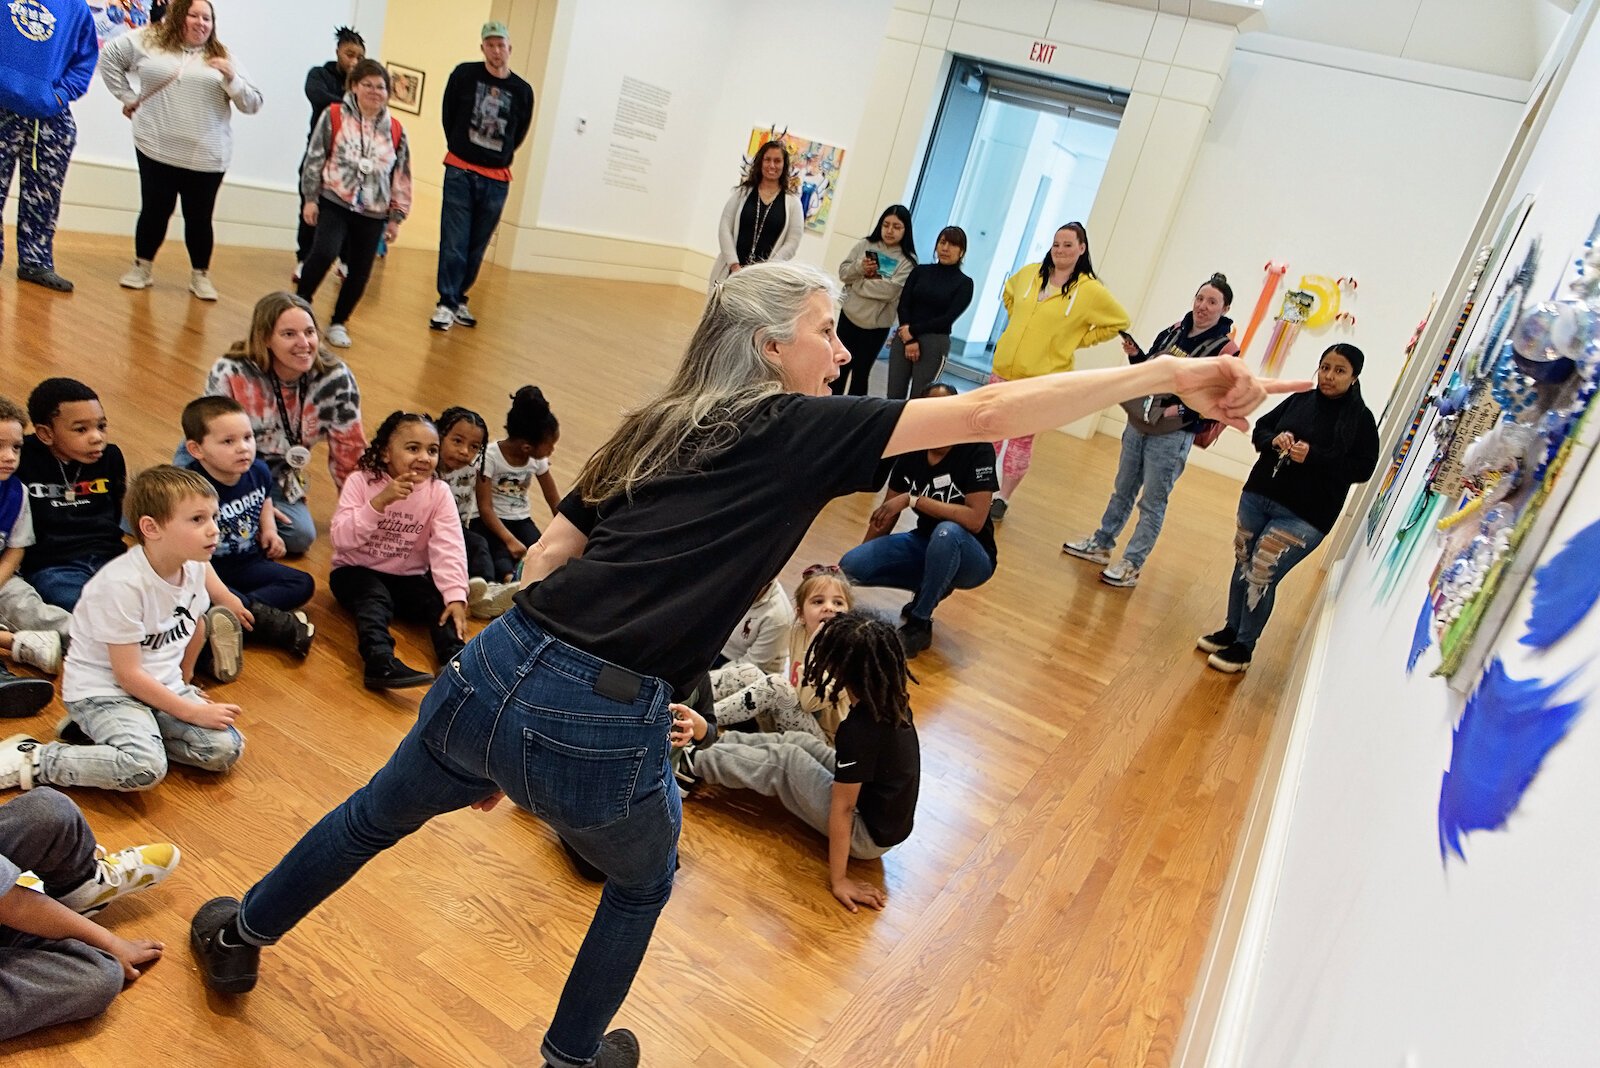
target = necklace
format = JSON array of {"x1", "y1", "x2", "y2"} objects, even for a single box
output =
[
  {"x1": 56, "y1": 457, "x2": 82, "y2": 502},
  {"x1": 748, "y1": 191, "x2": 778, "y2": 264}
]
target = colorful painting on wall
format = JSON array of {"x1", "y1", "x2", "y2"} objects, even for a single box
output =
[{"x1": 745, "y1": 128, "x2": 846, "y2": 235}]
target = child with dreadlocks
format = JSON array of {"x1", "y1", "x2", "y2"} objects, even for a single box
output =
[
  {"x1": 328, "y1": 411, "x2": 469, "y2": 691},
  {"x1": 675, "y1": 611, "x2": 920, "y2": 913}
]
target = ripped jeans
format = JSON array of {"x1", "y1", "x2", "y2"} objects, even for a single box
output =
[{"x1": 1225, "y1": 492, "x2": 1325, "y2": 647}]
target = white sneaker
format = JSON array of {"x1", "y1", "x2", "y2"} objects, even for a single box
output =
[
  {"x1": 326, "y1": 323, "x2": 352, "y2": 348},
  {"x1": 452, "y1": 303, "x2": 478, "y2": 328},
  {"x1": 118, "y1": 259, "x2": 153, "y2": 289},
  {"x1": 291, "y1": 261, "x2": 303, "y2": 283},
  {"x1": 336, "y1": 260, "x2": 349, "y2": 280},
  {"x1": 205, "y1": 605, "x2": 244, "y2": 683},
  {"x1": 11, "y1": 631, "x2": 62, "y2": 675},
  {"x1": 1100, "y1": 559, "x2": 1141, "y2": 588},
  {"x1": 189, "y1": 270, "x2": 219, "y2": 301},
  {"x1": 19, "y1": 843, "x2": 183, "y2": 916},
  {"x1": 470, "y1": 580, "x2": 519, "y2": 619},
  {"x1": 429, "y1": 303, "x2": 455, "y2": 331},
  {"x1": 0, "y1": 734, "x2": 41, "y2": 791},
  {"x1": 1061, "y1": 537, "x2": 1111, "y2": 565}
]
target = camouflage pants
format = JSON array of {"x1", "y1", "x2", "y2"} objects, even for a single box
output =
[{"x1": 0, "y1": 108, "x2": 76, "y2": 271}]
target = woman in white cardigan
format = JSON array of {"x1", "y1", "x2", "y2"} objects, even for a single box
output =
[
  {"x1": 99, "y1": 0, "x2": 262, "y2": 300},
  {"x1": 707, "y1": 139, "x2": 803, "y2": 293}
]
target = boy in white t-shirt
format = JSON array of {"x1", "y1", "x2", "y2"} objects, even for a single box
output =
[
  {"x1": 0, "y1": 396, "x2": 66, "y2": 716},
  {"x1": 0, "y1": 466, "x2": 246, "y2": 792}
]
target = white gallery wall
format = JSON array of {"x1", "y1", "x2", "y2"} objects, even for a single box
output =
[{"x1": 1199, "y1": 6, "x2": 1600, "y2": 1064}]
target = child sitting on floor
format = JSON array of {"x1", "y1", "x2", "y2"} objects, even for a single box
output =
[
  {"x1": 328, "y1": 411, "x2": 469, "y2": 691},
  {"x1": 676, "y1": 612, "x2": 920, "y2": 914},
  {"x1": 0, "y1": 395, "x2": 68, "y2": 717},
  {"x1": 471, "y1": 386, "x2": 562, "y2": 583},
  {"x1": 0, "y1": 465, "x2": 246, "y2": 792}
]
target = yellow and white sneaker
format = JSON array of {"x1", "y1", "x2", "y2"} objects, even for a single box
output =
[{"x1": 18, "y1": 842, "x2": 181, "y2": 915}]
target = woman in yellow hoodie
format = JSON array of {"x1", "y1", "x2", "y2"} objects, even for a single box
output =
[{"x1": 988, "y1": 222, "x2": 1128, "y2": 519}]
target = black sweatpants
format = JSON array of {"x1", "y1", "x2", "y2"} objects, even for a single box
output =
[
  {"x1": 297, "y1": 198, "x2": 385, "y2": 326},
  {"x1": 328, "y1": 566, "x2": 462, "y2": 667}
]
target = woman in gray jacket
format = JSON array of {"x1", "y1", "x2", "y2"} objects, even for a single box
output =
[
  {"x1": 831, "y1": 204, "x2": 916, "y2": 395},
  {"x1": 707, "y1": 140, "x2": 804, "y2": 293}
]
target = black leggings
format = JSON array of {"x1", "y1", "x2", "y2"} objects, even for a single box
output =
[
  {"x1": 297, "y1": 198, "x2": 384, "y2": 326},
  {"x1": 134, "y1": 149, "x2": 225, "y2": 268},
  {"x1": 469, "y1": 515, "x2": 541, "y2": 582},
  {"x1": 831, "y1": 312, "x2": 890, "y2": 396}
]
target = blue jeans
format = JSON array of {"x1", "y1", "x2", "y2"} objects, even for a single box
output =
[
  {"x1": 234, "y1": 608, "x2": 679, "y2": 1068},
  {"x1": 42, "y1": 684, "x2": 244, "y2": 791},
  {"x1": 839, "y1": 521, "x2": 995, "y2": 622},
  {"x1": 25, "y1": 556, "x2": 117, "y2": 611},
  {"x1": 1225, "y1": 492, "x2": 1325, "y2": 646},
  {"x1": 436, "y1": 165, "x2": 509, "y2": 308},
  {"x1": 1089, "y1": 425, "x2": 1194, "y2": 569},
  {"x1": 212, "y1": 552, "x2": 314, "y2": 611}
]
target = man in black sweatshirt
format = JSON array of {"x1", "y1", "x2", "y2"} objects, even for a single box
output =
[
  {"x1": 430, "y1": 20, "x2": 535, "y2": 333},
  {"x1": 295, "y1": 27, "x2": 367, "y2": 276}
]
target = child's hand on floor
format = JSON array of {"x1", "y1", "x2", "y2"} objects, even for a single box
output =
[
  {"x1": 107, "y1": 935, "x2": 164, "y2": 980},
  {"x1": 440, "y1": 601, "x2": 468, "y2": 640},
  {"x1": 830, "y1": 876, "x2": 887, "y2": 914}
]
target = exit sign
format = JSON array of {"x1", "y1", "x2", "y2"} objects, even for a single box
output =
[{"x1": 1029, "y1": 40, "x2": 1057, "y2": 64}]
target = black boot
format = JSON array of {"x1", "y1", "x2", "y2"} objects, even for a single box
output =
[{"x1": 247, "y1": 602, "x2": 315, "y2": 657}]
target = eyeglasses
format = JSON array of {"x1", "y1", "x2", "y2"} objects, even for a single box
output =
[{"x1": 801, "y1": 563, "x2": 843, "y2": 578}]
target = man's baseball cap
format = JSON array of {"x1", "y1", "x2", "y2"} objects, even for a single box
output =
[{"x1": 482, "y1": 21, "x2": 510, "y2": 41}]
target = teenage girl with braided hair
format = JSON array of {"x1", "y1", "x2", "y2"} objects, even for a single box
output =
[{"x1": 674, "y1": 611, "x2": 919, "y2": 913}]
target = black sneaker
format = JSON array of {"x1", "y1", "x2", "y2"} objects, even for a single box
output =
[
  {"x1": 452, "y1": 303, "x2": 478, "y2": 328},
  {"x1": 544, "y1": 1029, "x2": 640, "y2": 1068},
  {"x1": 989, "y1": 498, "x2": 1008, "y2": 522},
  {"x1": 363, "y1": 655, "x2": 434, "y2": 691},
  {"x1": 899, "y1": 600, "x2": 914, "y2": 622},
  {"x1": 56, "y1": 714, "x2": 93, "y2": 745},
  {"x1": 1195, "y1": 627, "x2": 1237, "y2": 654},
  {"x1": 1207, "y1": 642, "x2": 1253, "y2": 674},
  {"x1": 248, "y1": 602, "x2": 315, "y2": 657},
  {"x1": 191, "y1": 896, "x2": 260, "y2": 993},
  {"x1": 672, "y1": 746, "x2": 700, "y2": 790},
  {"x1": 0, "y1": 664, "x2": 54, "y2": 718},
  {"x1": 898, "y1": 617, "x2": 933, "y2": 659}
]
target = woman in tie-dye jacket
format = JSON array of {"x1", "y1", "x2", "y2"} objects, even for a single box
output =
[
  {"x1": 295, "y1": 57, "x2": 412, "y2": 349},
  {"x1": 202, "y1": 292, "x2": 367, "y2": 555}
]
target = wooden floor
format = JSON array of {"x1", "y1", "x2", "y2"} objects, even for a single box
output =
[{"x1": 2, "y1": 232, "x2": 1313, "y2": 1067}]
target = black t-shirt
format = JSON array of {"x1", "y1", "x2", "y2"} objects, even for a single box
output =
[
  {"x1": 16, "y1": 437, "x2": 127, "y2": 572},
  {"x1": 886, "y1": 441, "x2": 999, "y2": 562},
  {"x1": 834, "y1": 709, "x2": 920, "y2": 847},
  {"x1": 515, "y1": 393, "x2": 906, "y2": 691}
]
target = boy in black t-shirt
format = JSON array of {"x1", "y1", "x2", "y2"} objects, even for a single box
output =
[
  {"x1": 676, "y1": 613, "x2": 918, "y2": 914},
  {"x1": 15, "y1": 379, "x2": 128, "y2": 612}
]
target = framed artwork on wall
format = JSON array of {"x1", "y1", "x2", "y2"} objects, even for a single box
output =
[{"x1": 387, "y1": 63, "x2": 425, "y2": 115}]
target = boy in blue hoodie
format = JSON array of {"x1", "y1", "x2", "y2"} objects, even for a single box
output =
[{"x1": 0, "y1": 0, "x2": 99, "y2": 292}]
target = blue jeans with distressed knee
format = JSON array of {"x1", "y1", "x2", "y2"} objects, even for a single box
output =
[{"x1": 1225, "y1": 492, "x2": 1325, "y2": 647}]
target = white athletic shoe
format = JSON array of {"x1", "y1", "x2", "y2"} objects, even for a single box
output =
[
  {"x1": 18, "y1": 843, "x2": 182, "y2": 915},
  {"x1": 429, "y1": 304, "x2": 455, "y2": 331},
  {"x1": 10, "y1": 631, "x2": 62, "y2": 675},
  {"x1": 326, "y1": 323, "x2": 352, "y2": 348},
  {"x1": 189, "y1": 270, "x2": 219, "y2": 301},
  {"x1": 119, "y1": 259, "x2": 154, "y2": 289}
]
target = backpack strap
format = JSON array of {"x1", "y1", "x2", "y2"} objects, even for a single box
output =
[
  {"x1": 328, "y1": 101, "x2": 342, "y2": 141},
  {"x1": 389, "y1": 117, "x2": 401, "y2": 152}
]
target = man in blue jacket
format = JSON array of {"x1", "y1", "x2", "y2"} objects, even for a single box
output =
[{"x1": 0, "y1": 0, "x2": 98, "y2": 293}]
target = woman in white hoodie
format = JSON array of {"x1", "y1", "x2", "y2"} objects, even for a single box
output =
[{"x1": 100, "y1": 0, "x2": 261, "y2": 300}]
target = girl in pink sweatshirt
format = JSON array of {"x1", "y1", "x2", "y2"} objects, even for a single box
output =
[{"x1": 328, "y1": 412, "x2": 469, "y2": 691}]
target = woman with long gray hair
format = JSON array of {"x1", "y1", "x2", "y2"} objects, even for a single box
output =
[{"x1": 189, "y1": 262, "x2": 1295, "y2": 1068}]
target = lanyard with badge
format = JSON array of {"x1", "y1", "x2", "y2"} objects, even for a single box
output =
[{"x1": 269, "y1": 370, "x2": 312, "y2": 502}]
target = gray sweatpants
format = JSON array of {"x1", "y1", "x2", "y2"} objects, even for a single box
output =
[
  {"x1": 693, "y1": 731, "x2": 888, "y2": 859},
  {"x1": 0, "y1": 789, "x2": 124, "y2": 1041},
  {"x1": 0, "y1": 574, "x2": 70, "y2": 634}
]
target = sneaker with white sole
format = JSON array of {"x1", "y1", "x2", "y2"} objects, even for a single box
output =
[
  {"x1": 469, "y1": 580, "x2": 519, "y2": 620},
  {"x1": 453, "y1": 303, "x2": 478, "y2": 328},
  {"x1": 0, "y1": 666, "x2": 53, "y2": 718},
  {"x1": 1207, "y1": 642, "x2": 1253, "y2": 674},
  {"x1": 18, "y1": 842, "x2": 182, "y2": 916},
  {"x1": 189, "y1": 270, "x2": 219, "y2": 301},
  {"x1": 11, "y1": 630, "x2": 62, "y2": 675},
  {"x1": 326, "y1": 323, "x2": 352, "y2": 348},
  {"x1": 119, "y1": 259, "x2": 154, "y2": 289},
  {"x1": 205, "y1": 606, "x2": 244, "y2": 683},
  {"x1": 1195, "y1": 626, "x2": 1236, "y2": 654},
  {"x1": 1061, "y1": 537, "x2": 1111, "y2": 565},
  {"x1": 291, "y1": 261, "x2": 303, "y2": 283},
  {"x1": 0, "y1": 734, "x2": 41, "y2": 790},
  {"x1": 1100, "y1": 560, "x2": 1140, "y2": 588},
  {"x1": 430, "y1": 304, "x2": 455, "y2": 331},
  {"x1": 336, "y1": 260, "x2": 349, "y2": 280}
]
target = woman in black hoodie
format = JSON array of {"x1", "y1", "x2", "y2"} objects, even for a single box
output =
[
  {"x1": 1198, "y1": 342, "x2": 1379, "y2": 673},
  {"x1": 886, "y1": 226, "x2": 975, "y2": 399},
  {"x1": 1063, "y1": 273, "x2": 1240, "y2": 588},
  {"x1": 294, "y1": 26, "x2": 366, "y2": 277}
]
